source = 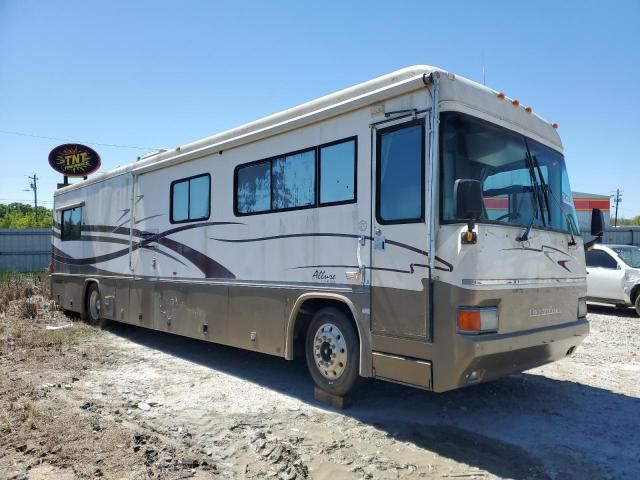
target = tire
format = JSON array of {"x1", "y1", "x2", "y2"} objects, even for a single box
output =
[
  {"x1": 635, "y1": 295, "x2": 640, "y2": 318},
  {"x1": 305, "y1": 307, "x2": 360, "y2": 397},
  {"x1": 86, "y1": 283, "x2": 107, "y2": 327}
]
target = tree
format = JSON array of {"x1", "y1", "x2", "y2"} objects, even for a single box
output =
[{"x1": 0, "y1": 203, "x2": 53, "y2": 228}]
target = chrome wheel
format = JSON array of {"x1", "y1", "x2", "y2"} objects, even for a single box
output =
[
  {"x1": 313, "y1": 323, "x2": 348, "y2": 380},
  {"x1": 89, "y1": 288, "x2": 101, "y2": 322}
]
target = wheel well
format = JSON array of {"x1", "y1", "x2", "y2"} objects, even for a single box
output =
[
  {"x1": 631, "y1": 284, "x2": 640, "y2": 304},
  {"x1": 291, "y1": 298, "x2": 357, "y2": 359}
]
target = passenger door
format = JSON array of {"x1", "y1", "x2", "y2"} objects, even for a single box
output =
[
  {"x1": 370, "y1": 118, "x2": 430, "y2": 339},
  {"x1": 586, "y1": 249, "x2": 625, "y2": 301}
]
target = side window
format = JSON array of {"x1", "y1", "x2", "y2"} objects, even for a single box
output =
[
  {"x1": 235, "y1": 137, "x2": 358, "y2": 216},
  {"x1": 235, "y1": 148, "x2": 317, "y2": 215},
  {"x1": 236, "y1": 161, "x2": 271, "y2": 214},
  {"x1": 319, "y1": 138, "x2": 356, "y2": 205},
  {"x1": 61, "y1": 206, "x2": 83, "y2": 241},
  {"x1": 586, "y1": 250, "x2": 618, "y2": 269},
  {"x1": 170, "y1": 174, "x2": 210, "y2": 223},
  {"x1": 377, "y1": 122, "x2": 424, "y2": 223},
  {"x1": 272, "y1": 150, "x2": 316, "y2": 210}
]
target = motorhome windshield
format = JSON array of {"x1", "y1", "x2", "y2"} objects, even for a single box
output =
[{"x1": 440, "y1": 112, "x2": 580, "y2": 234}]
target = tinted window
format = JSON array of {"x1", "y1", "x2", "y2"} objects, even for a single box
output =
[
  {"x1": 189, "y1": 175, "x2": 210, "y2": 220},
  {"x1": 586, "y1": 250, "x2": 618, "y2": 269},
  {"x1": 171, "y1": 174, "x2": 210, "y2": 223},
  {"x1": 61, "y1": 206, "x2": 82, "y2": 241},
  {"x1": 172, "y1": 181, "x2": 189, "y2": 221},
  {"x1": 235, "y1": 138, "x2": 358, "y2": 216},
  {"x1": 236, "y1": 161, "x2": 271, "y2": 214},
  {"x1": 377, "y1": 123, "x2": 424, "y2": 223},
  {"x1": 272, "y1": 150, "x2": 315, "y2": 209},
  {"x1": 320, "y1": 139, "x2": 356, "y2": 204},
  {"x1": 612, "y1": 246, "x2": 640, "y2": 268}
]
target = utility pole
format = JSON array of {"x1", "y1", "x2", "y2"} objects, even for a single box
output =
[
  {"x1": 26, "y1": 174, "x2": 38, "y2": 223},
  {"x1": 612, "y1": 189, "x2": 622, "y2": 227}
]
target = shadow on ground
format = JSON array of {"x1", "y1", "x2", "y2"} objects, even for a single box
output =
[
  {"x1": 105, "y1": 321, "x2": 639, "y2": 480},
  {"x1": 588, "y1": 303, "x2": 639, "y2": 318}
]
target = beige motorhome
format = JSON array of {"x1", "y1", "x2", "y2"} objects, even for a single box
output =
[{"x1": 51, "y1": 66, "x2": 590, "y2": 395}]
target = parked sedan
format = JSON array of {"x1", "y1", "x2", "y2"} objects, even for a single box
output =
[{"x1": 586, "y1": 244, "x2": 640, "y2": 316}]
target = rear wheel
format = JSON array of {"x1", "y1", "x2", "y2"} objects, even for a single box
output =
[
  {"x1": 305, "y1": 307, "x2": 360, "y2": 396},
  {"x1": 635, "y1": 295, "x2": 640, "y2": 317},
  {"x1": 86, "y1": 283, "x2": 107, "y2": 327}
]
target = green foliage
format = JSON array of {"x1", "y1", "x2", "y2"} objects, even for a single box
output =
[
  {"x1": 614, "y1": 216, "x2": 640, "y2": 226},
  {"x1": 0, "y1": 203, "x2": 53, "y2": 228}
]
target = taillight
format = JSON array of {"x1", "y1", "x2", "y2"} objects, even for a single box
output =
[
  {"x1": 577, "y1": 297, "x2": 587, "y2": 318},
  {"x1": 457, "y1": 307, "x2": 499, "y2": 334}
]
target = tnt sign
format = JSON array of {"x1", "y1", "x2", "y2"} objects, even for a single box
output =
[{"x1": 48, "y1": 144, "x2": 101, "y2": 177}]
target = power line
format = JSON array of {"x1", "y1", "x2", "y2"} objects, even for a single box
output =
[
  {"x1": 0, "y1": 128, "x2": 162, "y2": 151},
  {"x1": 0, "y1": 198, "x2": 53, "y2": 204}
]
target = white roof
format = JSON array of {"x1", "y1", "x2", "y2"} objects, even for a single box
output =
[{"x1": 55, "y1": 65, "x2": 561, "y2": 195}]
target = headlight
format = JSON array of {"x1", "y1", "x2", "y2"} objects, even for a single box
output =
[
  {"x1": 578, "y1": 297, "x2": 588, "y2": 318},
  {"x1": 624, "y1": 269, "x2": 640, "y2": 284}
]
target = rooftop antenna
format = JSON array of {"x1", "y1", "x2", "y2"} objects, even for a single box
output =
[{"x1": 482, "y1": 51, "x2": 486, "y2": 85}]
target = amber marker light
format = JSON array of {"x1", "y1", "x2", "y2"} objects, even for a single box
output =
[
  {"x1": 496, "y1": 92, "x2": 505, "y2": 100},
  {"x1": 551, "y1": 122, "x2": 559, "y2": 129},
  {"x1": 511, "y1": 99, "x2": 520, "y2": 107},
  {"x1": 457, "y1": 307, "x2": 499, "y2": 334},
  {"x1": 457, "y1": 310, "x2": 481, "y2": 333},
  {"x1": 525, "y1": 106, "x2": 532, "y2": 113}
]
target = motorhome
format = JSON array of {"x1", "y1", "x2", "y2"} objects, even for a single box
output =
[{"x1": 51, "y1": 65, "x2": 593, "y2": 396}]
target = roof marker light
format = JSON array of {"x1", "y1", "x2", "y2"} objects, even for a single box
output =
[
  {"x1": 551, "y1": 122, "x2": 559, "y2": 129},
  {"x1": 525, "y1": 106, "x2": 532, "y2": 113},
  {"x1": 511, "y1": 99, "x2": 520, "y2": 107},
  {"x1": 497, "y1": 92, "x2": 505, "y2": 100}
]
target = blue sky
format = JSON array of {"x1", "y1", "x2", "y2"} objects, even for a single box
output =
[{"x1": 1, "y1": 1, "x2": 638, "y2": 218}]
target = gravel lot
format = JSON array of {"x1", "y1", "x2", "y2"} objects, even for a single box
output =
[{"x1": 1, "y1": 279, "x2": 639, "y2": 479}]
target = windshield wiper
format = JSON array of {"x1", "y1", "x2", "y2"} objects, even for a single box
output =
[
  {"x1": 517, "y1": 210, "x2": 537, "y2": 242},
  {"x1": 530, "y1": 154, "x2": 552, "y2": 225},
  {"x1": 530, "y1": 153, "x2": 577, "y2": 246},
  {"x1": 517, "y1": 151, "x2": 544, "y2": 242}
]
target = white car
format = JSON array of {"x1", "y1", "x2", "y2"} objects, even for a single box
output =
[{"x1": 586, "y1": 244, "x2": 640, "y2": 316}]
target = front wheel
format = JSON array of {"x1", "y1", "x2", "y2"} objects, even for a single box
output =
[
  {"x1": 635, "y1": 295, "x2": 640, "y2": 317},
  {"x1": 305, "y1": 307, "x2": 360, "y2": 397}
]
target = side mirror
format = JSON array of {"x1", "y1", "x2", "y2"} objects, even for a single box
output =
[
  {"x1": 591, "y1": 208, "x2": 604, "y2": 237},
  {"x1": 455, "y1": 179, "x2": 483, "y2": 220},
  {"x1": 585, "y1": 208, "x2": 605, "y2": 251},
  {"x1": 454, "y1": 179, "x2": 483, "y2": 244}
]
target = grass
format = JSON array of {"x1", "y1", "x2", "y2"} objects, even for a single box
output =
[{"x1": 0, "y1": 271, "x2": 48, "y2": 282}]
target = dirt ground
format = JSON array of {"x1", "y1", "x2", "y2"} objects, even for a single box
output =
[{"x1": 1, "y1": 276, "x2": 639, "y2": 480}]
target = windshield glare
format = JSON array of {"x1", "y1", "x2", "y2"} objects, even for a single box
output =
[
  {"x1": 612, "y1": 247, "x2": 640, "y2": 268},
  {"x1": 440, "y1": 112, "x2": 580, "y2": 234}
]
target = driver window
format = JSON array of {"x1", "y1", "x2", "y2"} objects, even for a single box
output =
[{"x1": 586, "y1": 250, "x2": 618, "y2": 269}]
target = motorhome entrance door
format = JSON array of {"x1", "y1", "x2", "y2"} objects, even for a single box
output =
[{"x1": 370, "y1": 117, "x2": 430, "y2": 340}]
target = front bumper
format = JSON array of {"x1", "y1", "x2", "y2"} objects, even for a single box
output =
[{"x1": 433, "y1": 317, "x2": 589, "y2": 392}]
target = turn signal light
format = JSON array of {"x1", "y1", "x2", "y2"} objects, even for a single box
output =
[
  {"x1": 457, "y1": 307, "x2": 499, "y2": 334},
  {"x1": 457, "y1": 310, "x2": 481, "y2": 332}
]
